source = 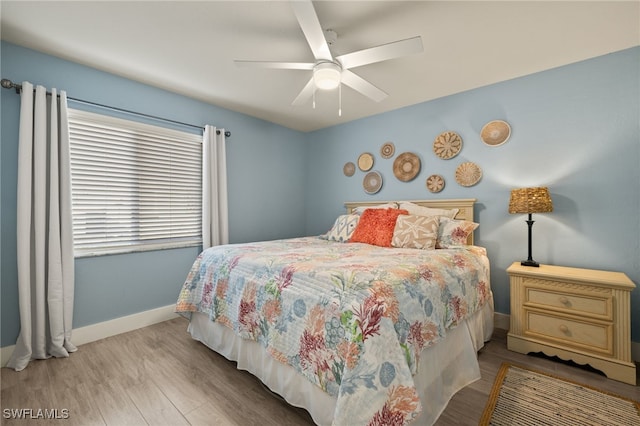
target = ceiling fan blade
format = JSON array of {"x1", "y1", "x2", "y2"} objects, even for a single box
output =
[
  {"x1": 292, "y1": 77, "x2": 316, "y2": 106},
  {"x1": 290, "y1": 0, "x2": 332, "y2": 61},
  {"x1": 341, "y1": 70, "x2": 388, "y2": 102},
  {"x1": 235, "y1": 61, "x2": 314, "y2": 70},
  {"x1": 336, "y1": 36, "x2": 423, "y2": 70}
]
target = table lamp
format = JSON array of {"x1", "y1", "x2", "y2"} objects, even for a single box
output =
[{"x1": 509, "y1": 187, "x2": 553, "y2": 267}]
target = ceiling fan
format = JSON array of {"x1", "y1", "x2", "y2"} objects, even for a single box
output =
[{"x1": 235, "y1": 0, "x2": 424, "y2": 110}]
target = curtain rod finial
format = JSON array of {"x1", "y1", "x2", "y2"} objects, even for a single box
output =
[{"x1": 1, "y1": 78, "x2": 20, "y2": 93}]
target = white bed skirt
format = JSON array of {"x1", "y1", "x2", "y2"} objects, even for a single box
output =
[{"x1": 187, "y1": 294, "x2": 494, "y2": 426}]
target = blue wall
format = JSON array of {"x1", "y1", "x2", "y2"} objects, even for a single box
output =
[
  {"x1": 1, "y1": 42, "x2": 308, "y2": 347},
  {"x1": 305, "y1": 47, "x2": 640, "y2": 342},
  {"x1": 2, "y1": 42, "x2": 639, "y2": 348}
]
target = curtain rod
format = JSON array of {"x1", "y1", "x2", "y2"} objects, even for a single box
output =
[{"x1": 1, "y1": 78, "x2": 231, "y2": 138}]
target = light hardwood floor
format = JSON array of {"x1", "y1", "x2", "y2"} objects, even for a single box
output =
[{"x1": 2, "y1": 317, "x2": 638, "y2": 425}]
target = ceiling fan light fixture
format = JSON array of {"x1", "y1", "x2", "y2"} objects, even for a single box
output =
[{"x1": 313, "y1": 62, "x2": 342, "y2": 90}]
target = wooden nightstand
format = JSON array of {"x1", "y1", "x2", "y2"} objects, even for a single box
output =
[{"x1": 507, "y1": 262, "x2": 636, "y2": 385}]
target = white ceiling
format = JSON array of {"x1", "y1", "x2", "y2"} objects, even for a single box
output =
[{"x1": 2, "y1": 1, "x2": 638, "y2": 132}]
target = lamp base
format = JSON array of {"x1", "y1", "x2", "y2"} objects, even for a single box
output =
[{"x1": 521, "y1": 259, "x2": 540, "y2": 267}]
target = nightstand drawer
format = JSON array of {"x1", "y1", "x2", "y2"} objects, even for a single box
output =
[
  {"x1": 524, "y1": 310, "x2": 613, "y2": 355},
  {"x1": 524, "y1": 282, "x2": 612, "y2": 321}
]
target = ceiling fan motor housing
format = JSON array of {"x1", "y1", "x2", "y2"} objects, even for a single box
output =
[{"x1": 324, "y1": 29, "x2": 337, "y2": 45}]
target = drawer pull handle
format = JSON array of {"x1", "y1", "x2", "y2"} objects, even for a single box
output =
[
  {"x1": 559, "y1": 296, "x2": 570, "y2": 305},
  {"x1": 559, "y1": 324, "x2": 569, "y2": 333}
]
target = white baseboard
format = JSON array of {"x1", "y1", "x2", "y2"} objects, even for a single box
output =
[
  {"x1": 1, "y1": 304, "x2": 178, "y2": 367},
  {"x1": 494, "y1": 311, "x2": 510, "y2": 331},
  {"x1": 494, "y1": 311, "x2": 639, "y2": 363}
]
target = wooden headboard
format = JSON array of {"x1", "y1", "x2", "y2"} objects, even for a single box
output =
[{"x1": 344, "y1": 199, "x2": 477, "y2": 245}]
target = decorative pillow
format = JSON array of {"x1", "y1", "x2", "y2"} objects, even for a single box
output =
[
  {"x1": 352, "y1": 202, "x2": 398, "y2": 215},
  {"x1": 349, "y1": 208, "x2": 409, "y2": 247},
  {"x1": 436, "y1": 217, "x2": 479, "y2": 248},
  {"x1": 391, "y1": 215, "x2": 439, "y2": 250},
  {"x1": 320, "y1": 214, "x2": 360, "y2": 242},
  {"x1": 398, "y1": 201, "x2": 458, "y2": 219}
]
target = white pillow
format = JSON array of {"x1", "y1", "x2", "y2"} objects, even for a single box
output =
[
  {"x1": 351, "y1": 202, "x2": 398, "y2": 215},
  {"x1": 398, "y1": 201, "x2": 458, "y2": 219},
  {"x1": 320, "y1": 214, "x2": 360, "y2": 242}
]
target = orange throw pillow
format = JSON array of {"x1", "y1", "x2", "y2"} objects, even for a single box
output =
[{"x1": 349, "y1": 208, "x2": 409, "y2": 247}]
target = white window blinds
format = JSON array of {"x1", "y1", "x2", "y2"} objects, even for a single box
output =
[{"x1": 68, "y1": 109, "x2": 202, "y2": 257}]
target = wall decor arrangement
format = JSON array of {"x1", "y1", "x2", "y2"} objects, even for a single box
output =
[
  {"x1": 363, "y1": 170, "x2": 383, "y2": 194},
  {"x1": 343, "y1": 161, "x2": 356, "y2": 177},
  {"x1": 433, "y1": 131, "x2": 462, "y2": 159},
  {"x1": 393, "y1": 152, "x2": 421, "y2": 182},
  {"x1": 343, "y1": 121, "x2": 496, "y2": 192},
  {"x1": 481, "y1": 120, "x2": 511, "y2": 146},
  {"x1": 380, "y1": 141, "x2": 395, "y2": 159},
  {"x1": 455, "y1": 161, "x2": 482, "y2": 187},
  {"x1": 357, "y1": 152, "x2": 374, "y2": 171},
  {"x1": 426, "y1": 174, "x2": 445, "y2": 193}
]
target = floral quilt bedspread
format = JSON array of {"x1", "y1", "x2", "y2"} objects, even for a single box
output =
[{"x1": 175, "y1": 237, "x2": 491, "y2": 425}]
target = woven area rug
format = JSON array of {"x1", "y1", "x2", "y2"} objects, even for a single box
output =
[{"x1": 480, "y1": 363, "x2": 639, "y2": 425}]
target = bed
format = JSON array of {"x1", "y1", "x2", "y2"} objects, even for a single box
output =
[{"x1": 175, "y1": 199, "x2": 494, "y2": 425}]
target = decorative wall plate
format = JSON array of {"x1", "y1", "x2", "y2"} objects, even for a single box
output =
[
  {"x1": 481, "y1": 120, "x2": 511, "y2": 146},
  {"x1": 363, "y1": 171, "x2": 383, "y2": 194},
  {"x1": 357, "y1": 152, "x2": 374, "y2": 171},
  {"x1": 380, "y1": 142, "x2": 395, "y2": 159},
  {"x1": 433, "y1": 131, "x2": 462, "y2": 159},
  {"x1": 343, "y1": 161, "x2": 355, "y2": 177},
  {"x1": 455, "y1": 162, "x2": 482, "y2": 187},
  {"x1": 426, "y1": 174, "x2": 445, "y2": 193},
  {"x1": 393, "y1": 152, "x2": 421, "y2": 182}
]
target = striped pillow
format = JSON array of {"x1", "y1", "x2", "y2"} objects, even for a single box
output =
[{"x1": 321, "y1": 214, "x2": 360, "y2": 242}]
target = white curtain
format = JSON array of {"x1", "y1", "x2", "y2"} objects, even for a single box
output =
[
  {"x1": 202, "y1": 125, "x2": 229, "y2": 249},
  {"x1": 7, "y1": 82, "x2": 77, "y2": 371}
]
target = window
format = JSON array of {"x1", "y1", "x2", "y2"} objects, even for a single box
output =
[{"x1": 68, "y1": 109, "x2": 202, "y2": 257}]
